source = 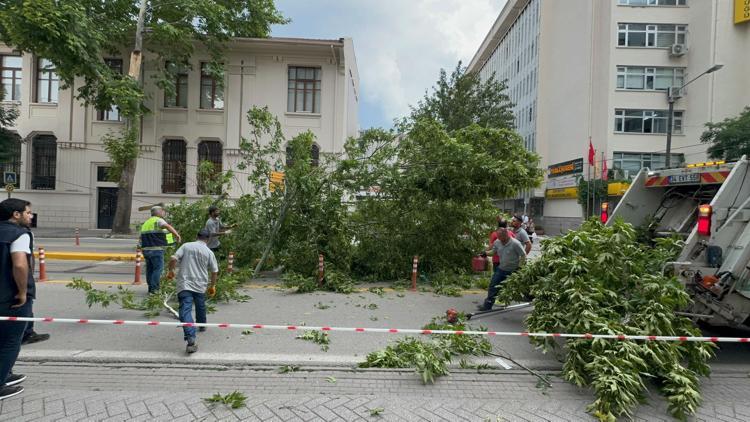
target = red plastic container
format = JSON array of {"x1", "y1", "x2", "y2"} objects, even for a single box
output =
[{"x1": 472, "y1": 256, "x2": 487, "y2": 273}]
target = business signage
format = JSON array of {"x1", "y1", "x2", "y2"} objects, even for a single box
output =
[
  {"x1": 737, "y1": 0, "x2": 750, "y2": 24},
  {"x1": 548, "y1": 158, "x2": 583, "y2": 178},
  {"x1": 546, "y1": 174, "x2": 579, "y2": 190},
  {"x1": 545, "y1": 187, "x2": 578, "y2": 199}
]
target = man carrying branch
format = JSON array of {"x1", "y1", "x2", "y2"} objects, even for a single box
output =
[{"x1": 478, "y1": 227, "x2": 526, "y2": 311}]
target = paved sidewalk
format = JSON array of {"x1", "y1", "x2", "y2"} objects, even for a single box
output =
[{"x1": 1, "y1": 362, "x2": 749, "y2": 421}]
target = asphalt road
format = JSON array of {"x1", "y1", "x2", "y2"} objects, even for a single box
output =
[{"x1": 35, "y1": 237, "x2": 138, "y2": 254}]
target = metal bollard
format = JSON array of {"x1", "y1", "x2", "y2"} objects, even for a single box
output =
[
  {"x1": 38, "y1": 247, "x2": 47, "y2": 282},
  {"x1": 133, "y1": 248, "x2": 142, "y2": 285},
  {"x1": 411, "y1": 256, "x2": 418, "y2": 291},
  {"x1": 75, "y1": 227, "x2": 80, "y2": 246},
  {"x1": 318, "y1": 253, "x2": 325, "y2": 286},
  {"x1": 227, "y1": 252, "x2": 234, "y2": 273}
]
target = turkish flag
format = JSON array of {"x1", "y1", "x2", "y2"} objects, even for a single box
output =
[
  {"x1": 602, "y1": 156, "x2": 608, "y2": 181},
  {"x1": 588, "y1": 139, "x2": 595, "y2": 166}
]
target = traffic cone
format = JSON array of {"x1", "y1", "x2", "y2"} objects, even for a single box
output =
[
  {"x1": 38, "y1": 247, "x2": 47, "y2": 282},
  {"x1": 411, "y1": 256, "x2": 419, "y2": 292},
  {"x1": 75, "y1": 227, "x2": 80, "y2": 246},
  {"x1": 227, "y1": 252, "x2": 234, "y2": 273},
  {"x1": 318, "y1": 253, "x2": 325, "y2": 286},
  {"x1": 133, "y1": 248, "x2": 142, "y2": 285}
]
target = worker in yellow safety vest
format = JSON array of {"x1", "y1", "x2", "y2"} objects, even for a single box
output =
[{"x1": 139, "y1": 206, "x2": 181, "y2": 293}]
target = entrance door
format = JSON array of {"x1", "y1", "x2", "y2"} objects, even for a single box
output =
[{"x1": 97, "y1": 187, "x2": 118, "y2": 229}]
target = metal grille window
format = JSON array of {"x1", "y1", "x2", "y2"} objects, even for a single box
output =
[
  {"x1": 199, "y1": 63, "x2": 223, "y2": 110},
  {"x1": 36, "y1": 58, "x2": 59, "y2": 103},
  {"x1": 613, "y1": 152, "x2": 685, "y2": 173},
  {"x1": 616, "y1": 67, "x2": 685, "y2": 91},
  {"x1": 162, "y1": 139, "x2": 186, "y2": 194},
  {"x1": 617, "y1": 24, "x2": 686, "y2": 48},
  {"x1": 31, "y1": 135, "x2": 57, "y2": 190},
  {"x1": 287, "y1": 67, "x2": 321, "y2": 113},
  {"x1": 614, "y1": 109, "x2": 683, "y2": 134},
  {"x1": 164, "y1": 62, "x2": 189, "y2": 108},
  {"x1": 97, "y1": 59, "x2": 123, "y2": 121},
  {"x1": 1, "y1": 55, "x2": 23, "y2": 102},
  {"x1": 197, "y1": 140, "x2": 222, "y2": 195},
  {"x1": 0, "y1": 133, "x2": 22, "y2": 188}
]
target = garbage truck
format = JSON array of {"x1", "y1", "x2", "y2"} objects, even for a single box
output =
[{"x1": 606, "y1": 155, "x2": 750, "y2": 329}]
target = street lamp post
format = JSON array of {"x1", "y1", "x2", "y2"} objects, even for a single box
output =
[{"x1": 664, "y1": 64, "x2": 723, "y2": 168}]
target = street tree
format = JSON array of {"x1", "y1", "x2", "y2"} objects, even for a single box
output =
[
  {"x1": 700, "y1": 106, "x2": 750, "y2": 161},
  {"x1": 0, "y1": 0, "x2": 288, "y2": 233},
  {"x1": 410, "y1": 61, "x2": 515, "y2": 133},
  {"x1": 0, "y1": 98, "x2": 19, "y2": 162}
]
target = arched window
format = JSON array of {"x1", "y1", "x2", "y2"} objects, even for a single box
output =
[
  {"x1": 197, "y1": 140, "x2": 222, "y2": 195},
  {"x1": 0, "y1": 132, "x2": 21, "y2": 188},
  {"x1": 311, "y1": 143, "x2": 320, "y2": 167},
  {"x1": 162, "y1": 139, "x2": 186, "y2": 194},
  {"x1": 31, "y1": 135, "x2": 57, "y2": 190}
]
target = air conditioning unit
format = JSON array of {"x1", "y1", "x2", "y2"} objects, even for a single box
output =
[
  {"x1": 668, "y1": 87, "x2": 682, "y2": 100},
  {"x1": 670, "y1": 43, "x2": 687, "y2": 57}
]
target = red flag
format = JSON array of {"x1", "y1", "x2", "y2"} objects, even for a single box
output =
[
  {"x1": 588, "y1": 139, "x2": 595, "y2": 166},
  {"x1": 602, "y1": 156, "x2": 608, "y2": 181}
]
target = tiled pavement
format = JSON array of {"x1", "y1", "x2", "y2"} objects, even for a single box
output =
[{"x1": 1, "y1": 362, "x2": 749, "y2": 421}]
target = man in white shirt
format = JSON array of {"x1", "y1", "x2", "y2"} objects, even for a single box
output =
[{"x1": 167, "y1": 229, "x2": 219, "y2": 354}]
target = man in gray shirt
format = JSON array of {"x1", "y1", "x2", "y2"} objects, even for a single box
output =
[
  {"x1": 204, "y1": 206, "x2": 231, "y2": 255},
  {"x1": 478, "y1": 228, "x2": 526, "y2": 311},
  {"x1": 512, "y1": 215, "x2": 532, "y2": 255},
  {"x1": 167, "y1": 229, "x2": 219, "y2": 353}
]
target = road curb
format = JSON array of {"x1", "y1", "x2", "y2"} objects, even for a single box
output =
[{"x1": 33, "y1": 251, "x2": 135, "y2": 261}]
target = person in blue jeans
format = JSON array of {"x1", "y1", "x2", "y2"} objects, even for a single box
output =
[
  {"x1": 0, "y1": 198, "x2": 37, "y2": 400},
  {"x1": 140, "y1": 206, "x2": 181, "y2": 294},
  {"x1": 168, "y1": 229, "x2": 218, "y2": 353},
  {"x1": 478, "y1": 227, "x2": 527, "y2": 311}
]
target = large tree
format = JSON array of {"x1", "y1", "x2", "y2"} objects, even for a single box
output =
[
  {"x1": 700, "y1": 106, "x2": 750, "y2": 161},
  {"x1": 410, "y1": 61, "x2": 515, "y2": 133},
  {"x1": 0, "y1": 0, "x2": 288, "y2": 233}
]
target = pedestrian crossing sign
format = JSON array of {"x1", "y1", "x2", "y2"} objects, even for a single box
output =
[{"x1": 3, "y1": 171, "x2": 16, "y2": 185}]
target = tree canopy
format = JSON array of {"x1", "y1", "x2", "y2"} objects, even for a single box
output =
[
  {"x1": 410, "y1": 61, "x2": 515, "y2": 133},
  {"x1": 700, "y1": 106, "x2": 750, "y2": 161}
]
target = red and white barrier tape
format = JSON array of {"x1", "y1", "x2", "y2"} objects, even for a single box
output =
[{"x1": 1, "y1": 316, "x2": 748, "y2": 343}]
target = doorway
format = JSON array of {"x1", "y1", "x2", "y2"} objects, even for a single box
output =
[{"x1": 97, "y1": 187, "x2": 118, "y2": 229}]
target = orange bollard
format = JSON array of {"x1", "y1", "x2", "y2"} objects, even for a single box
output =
[
  {"x1": 227, "y1": 252, "x2": 234, "y2": 273},
  {"x1": 411, "y1": 256, "x2": 418, "y2": 291},
  {"x1": 38, "y1": 247, "x2": 47, "y2": 282},
  {"x1": 318, "y1": 253, "x2": 325, "y2": 286},
  {"x1": 133, "y1": 248, "x2": 142, "y2": 285},
  {"x1": 75, "y1": 227, "x2": 80, "y2": 246}
]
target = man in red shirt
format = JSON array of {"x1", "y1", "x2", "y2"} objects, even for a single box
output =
[{"x1": 488, "y1": 220, "x2": 514, "y2": 270}]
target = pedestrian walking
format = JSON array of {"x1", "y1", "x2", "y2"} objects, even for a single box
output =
[
  {"x1": 478, "y1": 227, "x2": 526, "y2": 311},
  {"x1": 511, "y1": 215, "x2": 533, "y2": 255},
  {"x1": 139, "y1": 206, "x2": 181, "y2": 294},
  {"x1": 204, "y1": 206, "x2": 233, "y2": 256},
  {"x1": 488, "y1": 219, "x2": 515, "y2": 270},
  {"x1": 0, "y1": 198, "x2": 37, "y2": 400},
  {"x1": 167, "y1": 229, "x2": 218, "y2": 354}
]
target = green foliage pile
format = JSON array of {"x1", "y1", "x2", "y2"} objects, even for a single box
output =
[
  {"x1": 282, "y1": 270, "x2": 356, "y2": 294},
  {"x1": 498, "y1": 219, "x2": 715, "y2": 421},
  {"x1": 296, "y1": 330, "x2": 330, "y2": 352},
  {"x1": 204, "y1": 391, "x2": 247, "y2": 409},
  {"x1": 360, "y1": 313, "x2": 491, "y2": 384}
]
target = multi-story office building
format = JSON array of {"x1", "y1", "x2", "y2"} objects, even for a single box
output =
[
  {"x1": 469, "y1": 0, "x2": 749, "y2": 234},
  {"x1": 1, "y1": 37, "x2": 359, "y2": 229}
]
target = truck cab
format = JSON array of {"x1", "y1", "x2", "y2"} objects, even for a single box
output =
[{"x1": 607, "y1": 156, "x2": 750, "y2": 328}]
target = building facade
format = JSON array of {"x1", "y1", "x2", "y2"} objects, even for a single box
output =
[
  {"x1": 469, "y1": 0, "x2": 750, "y2": 234},
  {"x1": 1, "y1": 37, "x2": 359, "y2": 229}
]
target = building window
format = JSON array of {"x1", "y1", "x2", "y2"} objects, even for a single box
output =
[
  {"x1": 31, "y1": 135, "x2": 57, "y2": 190},
  {"x1": 97, "y1": 59, "x2": 123, "y2": 121},
  {"x1": 1, "y1": 55, "x2": 23, "y2": 102},
  {"x1": 36, "y1": 58, "x2": 59, "y2": 103},
  {"x1": 197, "y1": 140, "x2": 222, "y2": 195},
  {"x1": 616, "y1": 67, "x2": 685, "y2": 90},
  {"x1": 617, "y1": 24, "x2": 687, "y2": 48},
  {"x1": 613, "y1": 152, "x2": 685, "y2": 174},
  {"x1": 0, "y1": 132, "x2": 22, "y2": 188},
  {"x1": 96, "y1": 166, "x2": 112, "y2": 182},
  {"x1": 199, "y1": 62, "x2": 223, "y2": 110},
  {"x1": 164, "y1": 62, "x2": 188, "y2": 108},
  {"x1": 618, "y1": 0, "x2": 686, "y2": 5},
  {"x1": 287, "y1": 66, "x2": 321, "y2": 113},
  {"x1": 162, "y1": 139, "x2": 186, "y2": 194},
  {"x1": 614, "y1": 109, "x2": 683, "y2": 134}
]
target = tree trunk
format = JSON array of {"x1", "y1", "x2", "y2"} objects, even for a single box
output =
[
  {"x1": 110, "y1": 0, "x2": 148, "y2": 235},
  {"x1": 111, "y1": 158, "x2": 137, "y2": 234},
  {"x1": 253, "y1": 188, "x2": 295, "y2": 277}
]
